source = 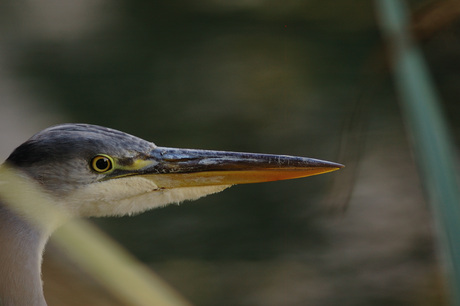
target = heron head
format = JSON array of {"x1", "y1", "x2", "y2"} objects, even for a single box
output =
[{"x1": 5, "y1": 124, "x2": 343, "y2": 217}]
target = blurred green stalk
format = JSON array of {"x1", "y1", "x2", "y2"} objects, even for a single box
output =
[{"x1": 375, "y1": 0, "x2": 460, "y2": 304}]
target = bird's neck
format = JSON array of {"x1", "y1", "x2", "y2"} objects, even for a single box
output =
[{"x1": 0, "y1": 203, "x2": 49, "y2": 306}]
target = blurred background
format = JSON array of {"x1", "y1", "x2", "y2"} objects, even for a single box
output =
[{"x1": 0, "y1": 0, "x2": 458, "y2": 305}]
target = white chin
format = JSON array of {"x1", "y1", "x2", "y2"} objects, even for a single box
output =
[{"x1": 63, "y1": 176, "x2": 231, "y2": 217}]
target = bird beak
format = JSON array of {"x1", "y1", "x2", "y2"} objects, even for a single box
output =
[{"x1": 134, "y1": 147, "x2": 343, "y2": 188}]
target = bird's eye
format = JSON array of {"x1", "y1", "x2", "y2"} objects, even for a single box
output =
[{"x1": 91, "y1": 155, "x2": 113, "y2": 173}]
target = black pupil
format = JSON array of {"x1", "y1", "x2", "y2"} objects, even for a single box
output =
[{"x1": 96, "y1": 157, "x2": 109, "y2": 170}]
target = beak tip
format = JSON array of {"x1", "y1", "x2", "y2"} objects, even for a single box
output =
[
  {"x1": 330, "y1": 163, "x2": 345, "y2": 173},
  {"x1": 314, "y1": 160, "x2": 344, "y2": 170}
]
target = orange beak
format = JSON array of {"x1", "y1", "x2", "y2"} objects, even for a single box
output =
[{"x1": 129, "y1": 147, "x2": 343, "y2": 188}]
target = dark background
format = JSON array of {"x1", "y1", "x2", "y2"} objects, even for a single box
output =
[{"x1": 1, "y1": 0, "x2": 458, "y2": 305}]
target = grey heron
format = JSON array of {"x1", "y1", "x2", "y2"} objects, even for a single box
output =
[{"x1": 0, "y1": 123, "x2": 343, "y2": 305}]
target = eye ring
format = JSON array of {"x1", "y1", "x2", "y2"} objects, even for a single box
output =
[{"x1": 91, "y1": 155, "x2": 113, "y2": 173}]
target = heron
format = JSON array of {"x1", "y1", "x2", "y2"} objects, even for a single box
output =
[{"x1": 0, "y1": 123, "x2": 343, "y2": 305}]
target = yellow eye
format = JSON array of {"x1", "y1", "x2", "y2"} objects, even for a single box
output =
[{"x1": 91, "y1": 155, "x2": 113, "y2": 173}]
